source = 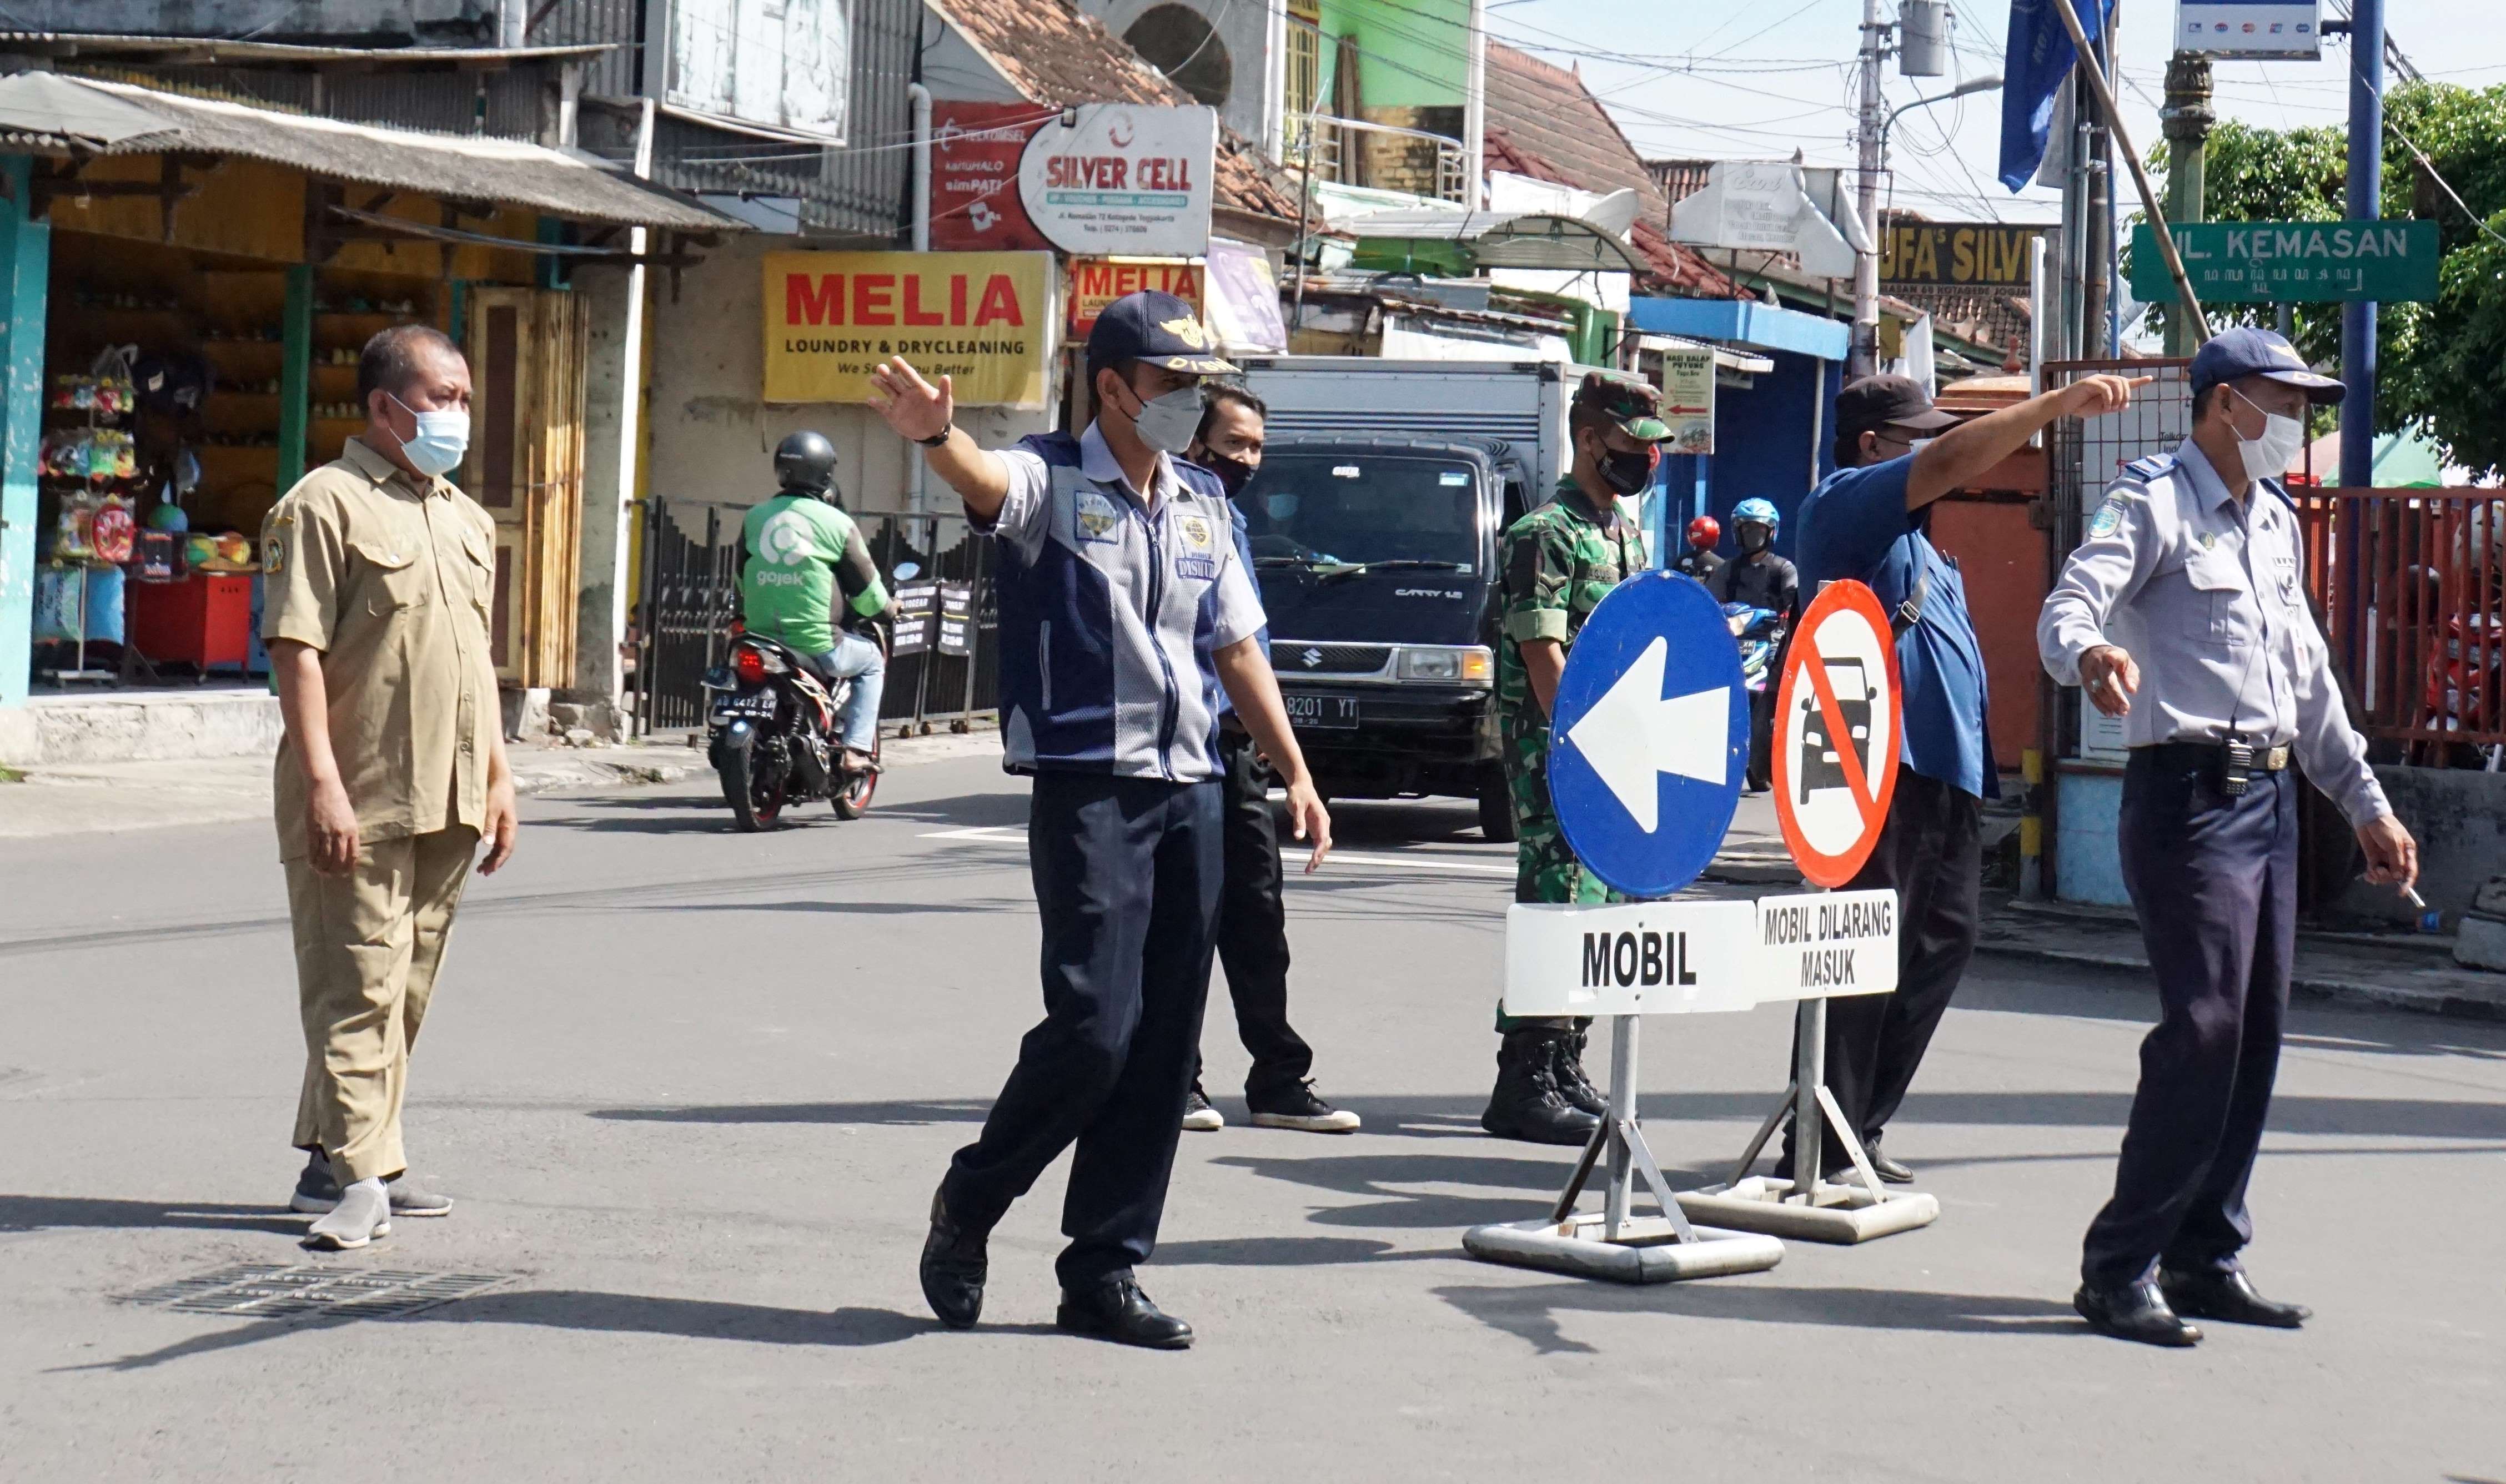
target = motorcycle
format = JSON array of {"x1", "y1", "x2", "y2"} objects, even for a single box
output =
[
  {"x1": 701, "y1": 628, "x2": 881, "y2": 831},
  {"x1": 1722, "y1": 602, "x2": 1787, "y2": 700}
]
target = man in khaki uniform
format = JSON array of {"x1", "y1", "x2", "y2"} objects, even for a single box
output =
[{"x1": 261, "y1": 323, "x2": 517, "y2": 1250}]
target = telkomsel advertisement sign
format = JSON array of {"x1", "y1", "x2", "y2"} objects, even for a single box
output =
[{"x1": 762, "y1": 251, "x2": 1053, "y2": 407}]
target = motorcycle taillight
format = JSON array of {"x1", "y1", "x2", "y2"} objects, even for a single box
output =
[{"x1": 735, "y1": 647, "x2": 767, "y2": 686}]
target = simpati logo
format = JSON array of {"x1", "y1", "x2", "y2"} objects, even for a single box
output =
[{"x1": 759, "y1": 510, "x2": 816, "y2": 567}]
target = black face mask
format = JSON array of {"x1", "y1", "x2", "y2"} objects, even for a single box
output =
[
  {"x1": 1197, "y1": 449, "x2": 1256, "y2": 497},
  {"x1": 1589, "y1": 439, "x2": 1654, "y2": 497},
  {"x1": 1737, "y1": 524, "x2": 1771, "y2": 554}
]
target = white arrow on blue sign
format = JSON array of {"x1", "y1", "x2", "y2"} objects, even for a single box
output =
[{"x1": 1545, "y1": 571, "x2": 1749, "y2": 899}]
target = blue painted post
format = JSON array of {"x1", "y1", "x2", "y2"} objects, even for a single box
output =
[
  {"x1": 2340, "y1": 0, "x2": 2383, "y2": 671},
  {"x1": 0, "y1": 155, "x2": 52, "y2": 710}
]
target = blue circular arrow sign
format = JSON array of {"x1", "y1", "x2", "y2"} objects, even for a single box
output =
[{"x1": 1545, "y1": 570, "x2": 1749, "y2": 899}]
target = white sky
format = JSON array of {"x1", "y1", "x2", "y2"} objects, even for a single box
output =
[{"x1": 1488, "y1": 0, "x2": 2506, "y2": 224}]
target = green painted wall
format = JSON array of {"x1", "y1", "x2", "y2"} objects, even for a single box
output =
[
  {"x1": 1317, "y1": 0, "x2": 1467, "y2": 113},
  {"x1": 0, "y1": 155, "x2": 51, "y2": 709}
]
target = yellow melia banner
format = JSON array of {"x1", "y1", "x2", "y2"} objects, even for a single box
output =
[{"x1": 762, "y1": 250, "x2": 1054, "y2": 407}]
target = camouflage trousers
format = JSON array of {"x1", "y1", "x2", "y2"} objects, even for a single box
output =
[{"x1": 1496, "y1": 725, "x2": 1620, "y2": 1033}]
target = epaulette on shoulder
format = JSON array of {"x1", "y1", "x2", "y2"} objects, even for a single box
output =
[
  {"x1": 2260, "y1": 476, "x2": 2297, "y2": 511},
  {"x1": 2118, "y1": 451, "x2": 2178, "y2": 483}
]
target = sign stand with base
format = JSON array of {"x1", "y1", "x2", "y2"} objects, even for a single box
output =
[
  {"x1": 1674, "y1": 995, "x2": 1940, "y2": 1243},
  {"x1": 1465, "y1": 1012, "x2": 1785, "y2": 1284}
]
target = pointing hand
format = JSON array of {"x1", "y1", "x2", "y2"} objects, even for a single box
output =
[{"x1": 2065, "y1": 374, "x2": 2155, "y2": 419}]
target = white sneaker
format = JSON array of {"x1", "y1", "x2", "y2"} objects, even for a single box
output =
[
  {"x1": 304, "y1": 1181, "x2": 392, "y2": 1250},
  {"x1": 1247, "y1": 1081, "x2": 1362, "y2": 1134},
  {"x1": 1181, "y1": 1088, "x2": 1225, "y2": 1131}
]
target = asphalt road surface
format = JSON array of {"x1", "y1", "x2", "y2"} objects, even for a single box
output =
[{"x1": 4, "y1": 754, "x2": 2501, "y2": 1482}]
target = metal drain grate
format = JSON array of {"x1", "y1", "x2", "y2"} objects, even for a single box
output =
[{"x1": 120, "y1": 1263, "x2": 511, "y2": 1320}]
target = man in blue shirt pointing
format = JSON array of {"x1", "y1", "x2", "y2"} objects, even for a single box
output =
[{"x1": 1779, "y1": 369, "x2": 2147, "y2": 1185}]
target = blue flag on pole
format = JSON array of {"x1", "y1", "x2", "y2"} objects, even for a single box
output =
[{"x1": 1998, "y1": 0, "x2": 2113, "y2": 192}]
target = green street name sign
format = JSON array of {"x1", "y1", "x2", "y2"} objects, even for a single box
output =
[{"x1": 2130, "y1": 219, "x2": 2441, "y2": 304}]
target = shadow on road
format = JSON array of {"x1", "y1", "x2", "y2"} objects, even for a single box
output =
[
  {"x1": 0, "y1": 1195, "x2": 303, "y2": 1238},
  {"x1": 1150, "y1": 1235, "x2": 1450, "y2": 1266},
  {"x1": 1207, "y1": 1149, "x2": 1677, "y2": 1231},
  {"x1": 71, "y1": 1294, "x2": 1026, "y2": 1372},
  {"x1": 589, "y1": 1099, "x2": 993, "y2": 1125},
  {"x1": 1432, "y1": 1281, "x2": 2082, "y2": 1355},
  {"x1": 649, "y1": 899, "x2": 1017, "y2": 917}
]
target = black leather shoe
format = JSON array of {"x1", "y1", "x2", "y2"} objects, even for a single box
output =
[
  {"x1": 1863, "y1": 1137, "x2": 1914, "y2": 1185},
  {"x1": 2160, "y1": 1269, "x2": 2309, "y2": 1329},
  {"x1": 1055, "y1": 1277, "x2": 1194, "y2": 1350},
  {"x1": 2074, "y1": 1280, "x2": 2202, "y2": 1347},
  {"x1": 919, "y1": 1187, "x2": 988, "y2": 1330}
]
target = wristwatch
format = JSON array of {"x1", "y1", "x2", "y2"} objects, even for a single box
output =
[{"x1": 916, "y1": 424, "x2": 955, "y2": 448}]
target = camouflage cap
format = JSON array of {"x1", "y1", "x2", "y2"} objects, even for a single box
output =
[{"x1": 1574, "y1": 370, "x2": 1673, "y2": 442}]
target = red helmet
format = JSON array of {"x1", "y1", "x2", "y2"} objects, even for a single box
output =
[{"x1": 1686, "y1": 515, "x2": 1720, "y2": 550}]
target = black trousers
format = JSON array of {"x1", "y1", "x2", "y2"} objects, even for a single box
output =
[
  {"x1": 1781, "y1": 766, "x2": 1982, "y2": 1174},
  {"x1": 1746, "y1": 687, "x2": 1777, "y2": 791},
  {"x1": 942, "y1": 771, "x2": 1223, "y2": 1288},
  {"x1": 1197, "y1": 727, "x2": 1315, "y2": 1099},
  {"x1": 2081, "y1": 754, "x2": 2296, "y2": 1289}
]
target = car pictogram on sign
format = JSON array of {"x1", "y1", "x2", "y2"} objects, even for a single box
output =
[
  {"x1": 1771, "y1": 581, "x2": 1902, "y2": 888},
  {"x1": 1795, "y1": 657, "x2": 1876, "y2": 807}
]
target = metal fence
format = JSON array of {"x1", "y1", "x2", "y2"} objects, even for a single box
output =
[
  {"x1": 631, "y1": 497, "x2": 997, "y2": 737},
  {"x1": 2293, "y1": 490, "x2": 2506, "y2": 756}
]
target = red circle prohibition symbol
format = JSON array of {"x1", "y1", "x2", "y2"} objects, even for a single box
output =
[{"x1": 1771, "y1": 580, "x2": 1905, "y2": 889}]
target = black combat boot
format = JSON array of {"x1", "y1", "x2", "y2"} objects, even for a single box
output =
[
  {"x1": 1551, "y1": 1022, "x2": 1609, "y2": 1119},
  {"x1": 1480, "y1": 1029, "x2": 1602, "y2": 1145}
]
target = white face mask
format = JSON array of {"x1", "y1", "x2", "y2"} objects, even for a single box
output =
[
  {"x1": 2228, "y1": 388, "x2": 2304, "y2": 486},
  {"x1": 387, "y1": 393, "x2": 471, "y2": 478},
  {"x1": 1123, "y1": 381, "x2": 1205, "y2": 457}
]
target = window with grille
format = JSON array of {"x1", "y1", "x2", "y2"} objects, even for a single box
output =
[{"x1": 1284, "y1": 0, "x2": 1321, "y2": 155}]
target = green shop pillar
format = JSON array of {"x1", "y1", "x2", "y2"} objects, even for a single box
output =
[
  {"x1": 0, "y1": 154, "x2": 52, "y2": 710},
  {"x1": 277, "y1": 263, "x2": 314, "y2": 491}
]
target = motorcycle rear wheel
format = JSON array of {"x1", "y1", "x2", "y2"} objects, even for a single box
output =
[
  {"x1": 720, "y1": 729, "x2": 789, "y2": 832},
  {"x1": 831, "y1": 736, "x2": 880, "y2": 819}
]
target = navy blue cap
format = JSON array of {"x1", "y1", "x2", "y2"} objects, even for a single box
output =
[
  {"x1": 1085, "y1": 290, "x2": 1236, "y2": 376},
  {"x1": 2190, "y1": 326, "x2": 2345, "y2": 405}
]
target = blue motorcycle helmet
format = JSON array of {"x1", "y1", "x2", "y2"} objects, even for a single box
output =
[{"x1": 1731, "y1": 497, "x2": 1780, "y2": 554}]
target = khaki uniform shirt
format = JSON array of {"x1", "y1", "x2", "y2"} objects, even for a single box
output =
[{"x1": 260, "y1": 437, "x2": 500, "y2": 862}]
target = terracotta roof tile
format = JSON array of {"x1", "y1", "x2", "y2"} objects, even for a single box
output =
[{"x1": 1481, "y1": 43, "x2": 1738, "y2": 298}]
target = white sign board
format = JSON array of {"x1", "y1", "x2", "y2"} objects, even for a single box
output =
[
  {"x1": 2177, "y1": 1, "x2": 2322, "y2": 59},
  {"x1": 1660, "y1": 346, "x2": 1715, "y2": 456},
  {"x1": 1505, "y1": 899, "x2": 1761, "y2": 1018},
  {"x1": 1503, "y1": 893, "x2": 1900, "y2": 1017},
  {"x1": 666, "y1": 0, "x2": 849, "y2": 140},
  {"x1": 1018, "y1": 104, "x2": 1217, "y2": 259},
  {"x1": 1752, "y1": 890, "x2": 1900, "y2": 1002}
]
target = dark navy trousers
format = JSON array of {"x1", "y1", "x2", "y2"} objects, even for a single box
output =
[
  {"x1": 943, "y1": 770, "x2": 1224, "y2": 1289},
  {"x1": 2082, "y1": 752, "x2": 2297, "y2": 1289}
]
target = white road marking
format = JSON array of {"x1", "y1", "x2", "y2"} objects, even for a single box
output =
[{"x1": 919, "y1": 827, "x2": 1513, "y2": 875}]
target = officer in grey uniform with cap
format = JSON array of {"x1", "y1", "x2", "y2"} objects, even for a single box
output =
[
  {"x1": 2039, "y1": 326, "x2": 2419, "y2": 1349},
  {"x1": 869, "y1": 291, "x2": 1331, "y2": 1351}
]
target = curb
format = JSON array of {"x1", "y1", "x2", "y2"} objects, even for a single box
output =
[{"x1": 1973, "y1": 936, "x2": 2506, "y2": 1023}]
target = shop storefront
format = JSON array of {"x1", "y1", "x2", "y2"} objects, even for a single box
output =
[{"x1": 0, "y1": 72, "x2": 737, "y2": 722}]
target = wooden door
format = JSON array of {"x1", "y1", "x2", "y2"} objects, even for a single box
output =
[{"x1": 464, "y1": 286, "x2": 588, "y2": 688}]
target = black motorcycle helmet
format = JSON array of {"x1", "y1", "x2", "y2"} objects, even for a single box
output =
[{"x1": 775, "y1": 430, "x2": 839, "y2": 499}]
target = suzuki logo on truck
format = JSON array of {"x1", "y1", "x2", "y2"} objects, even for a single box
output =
[{"x1": 1301, "y1": 648, "x2": 1324, "y2": 668}]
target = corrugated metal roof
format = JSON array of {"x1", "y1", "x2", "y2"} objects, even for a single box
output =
[{"x1": 0, "y1": 72, "x2": 743, "y2": 232}]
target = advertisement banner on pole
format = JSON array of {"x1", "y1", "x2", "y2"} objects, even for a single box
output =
[
  {"x1": 2177, "y1": 0, "x2": 2321, "y2": 59},
  {"x1": 929, "y1": 102, "x2": 1054, "y2": 253},
  {"x1": 1067, "y1": 258, "x2": 1204, "y2": 338},
  {"x1": 762, "y1": 250, "x2": 1053, "y2": 406},
  {"x1": 1880, "y1": 222, "x2": 2043, "y2": 286},
  {"x1": 1018, "y1": 104, "x2": 1217, "y2": 259},
  {"x1": 1659, "y1": 347, "x2": 1715, "y2": 456}
]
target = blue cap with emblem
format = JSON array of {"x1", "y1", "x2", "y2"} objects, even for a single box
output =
[
  {"x1": 2189, "y1": 326, "x2": 2345, "y2": 406},
  {"x1": 1086, "y1": 290, "x2": 1238, "y2": 377}
]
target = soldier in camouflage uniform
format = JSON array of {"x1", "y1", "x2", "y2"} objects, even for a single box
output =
[{"x1": 1481, "y1": 371, "x2": 1670, "y2": 1144}]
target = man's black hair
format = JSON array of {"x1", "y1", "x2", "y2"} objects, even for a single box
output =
[
  {"x1": 359, "y1": 324, "x2": 463, "y2": 406},
  {"x1": 1194, "y1": 380, "x2": 1267, "y2": 444}
]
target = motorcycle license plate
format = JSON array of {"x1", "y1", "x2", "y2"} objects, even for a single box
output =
[
  {"x1": 1284, "y1": 693, "x2": 1359, "y2": 730},
  {"x1": 712, "y1": 692, "x2": 775, "y2": 724}
]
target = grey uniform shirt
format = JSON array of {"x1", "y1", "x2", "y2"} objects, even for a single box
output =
[
  {"x1": 988, "y1": 422, "x2": 1265, "y2": 783},
  {"x1": 2038, "y1": 437, "x2": 2390, "y2": 826}
]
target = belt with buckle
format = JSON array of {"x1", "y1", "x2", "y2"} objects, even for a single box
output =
[{"x1": 2143, "y1": 739, "x2": 2291, "y2": 772}]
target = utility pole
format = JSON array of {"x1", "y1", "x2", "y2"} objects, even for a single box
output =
[
  {"x1": 2161, "y1": 52, "x2": 2215, "y2": 357},
  {"x1": 1849, "y1": 0, "x2": 1888, "y2": 379},
  {"x1": 2341, "y1": 0, "x2": 2384, "y2": 492}
]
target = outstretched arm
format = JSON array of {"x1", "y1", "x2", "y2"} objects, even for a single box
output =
[
  {"x1": 867, "y1": 357, "x2": 1012, "y2": 524},
  {"x1": 1905, "y1": 374, "x2": 2152, "y2": 511}
]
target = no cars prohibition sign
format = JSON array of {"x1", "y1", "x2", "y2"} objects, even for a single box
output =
[{"x1": 1772, "y1": 581, "x2": 1903, "y2": 887}]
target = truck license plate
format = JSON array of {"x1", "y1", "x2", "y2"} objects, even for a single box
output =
[{"x1": 1284, "y1": 694, "x2": 1359, "y2": 730}]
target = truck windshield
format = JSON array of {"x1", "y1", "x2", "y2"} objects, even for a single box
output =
[{"x1": 1238, "y1": 455, "x2": 1480, "y2": 573}]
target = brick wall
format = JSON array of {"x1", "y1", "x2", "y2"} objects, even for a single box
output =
[{"x1": 1358, "y1": 104, "x2": 1463, "y2": 198}]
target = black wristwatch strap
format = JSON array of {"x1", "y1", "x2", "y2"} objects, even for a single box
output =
[{"x1": 916, "y1": 424, "x2": 955, "y2": 448}]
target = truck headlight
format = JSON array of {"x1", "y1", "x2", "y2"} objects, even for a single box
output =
[{"x1": 1396, "y1": 645, "x2": 1494, "y2": 686}]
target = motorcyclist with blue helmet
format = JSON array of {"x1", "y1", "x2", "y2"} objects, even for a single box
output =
[{"x1": 1710, "y1": 497, "x2": 1797, "y2": 793}]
